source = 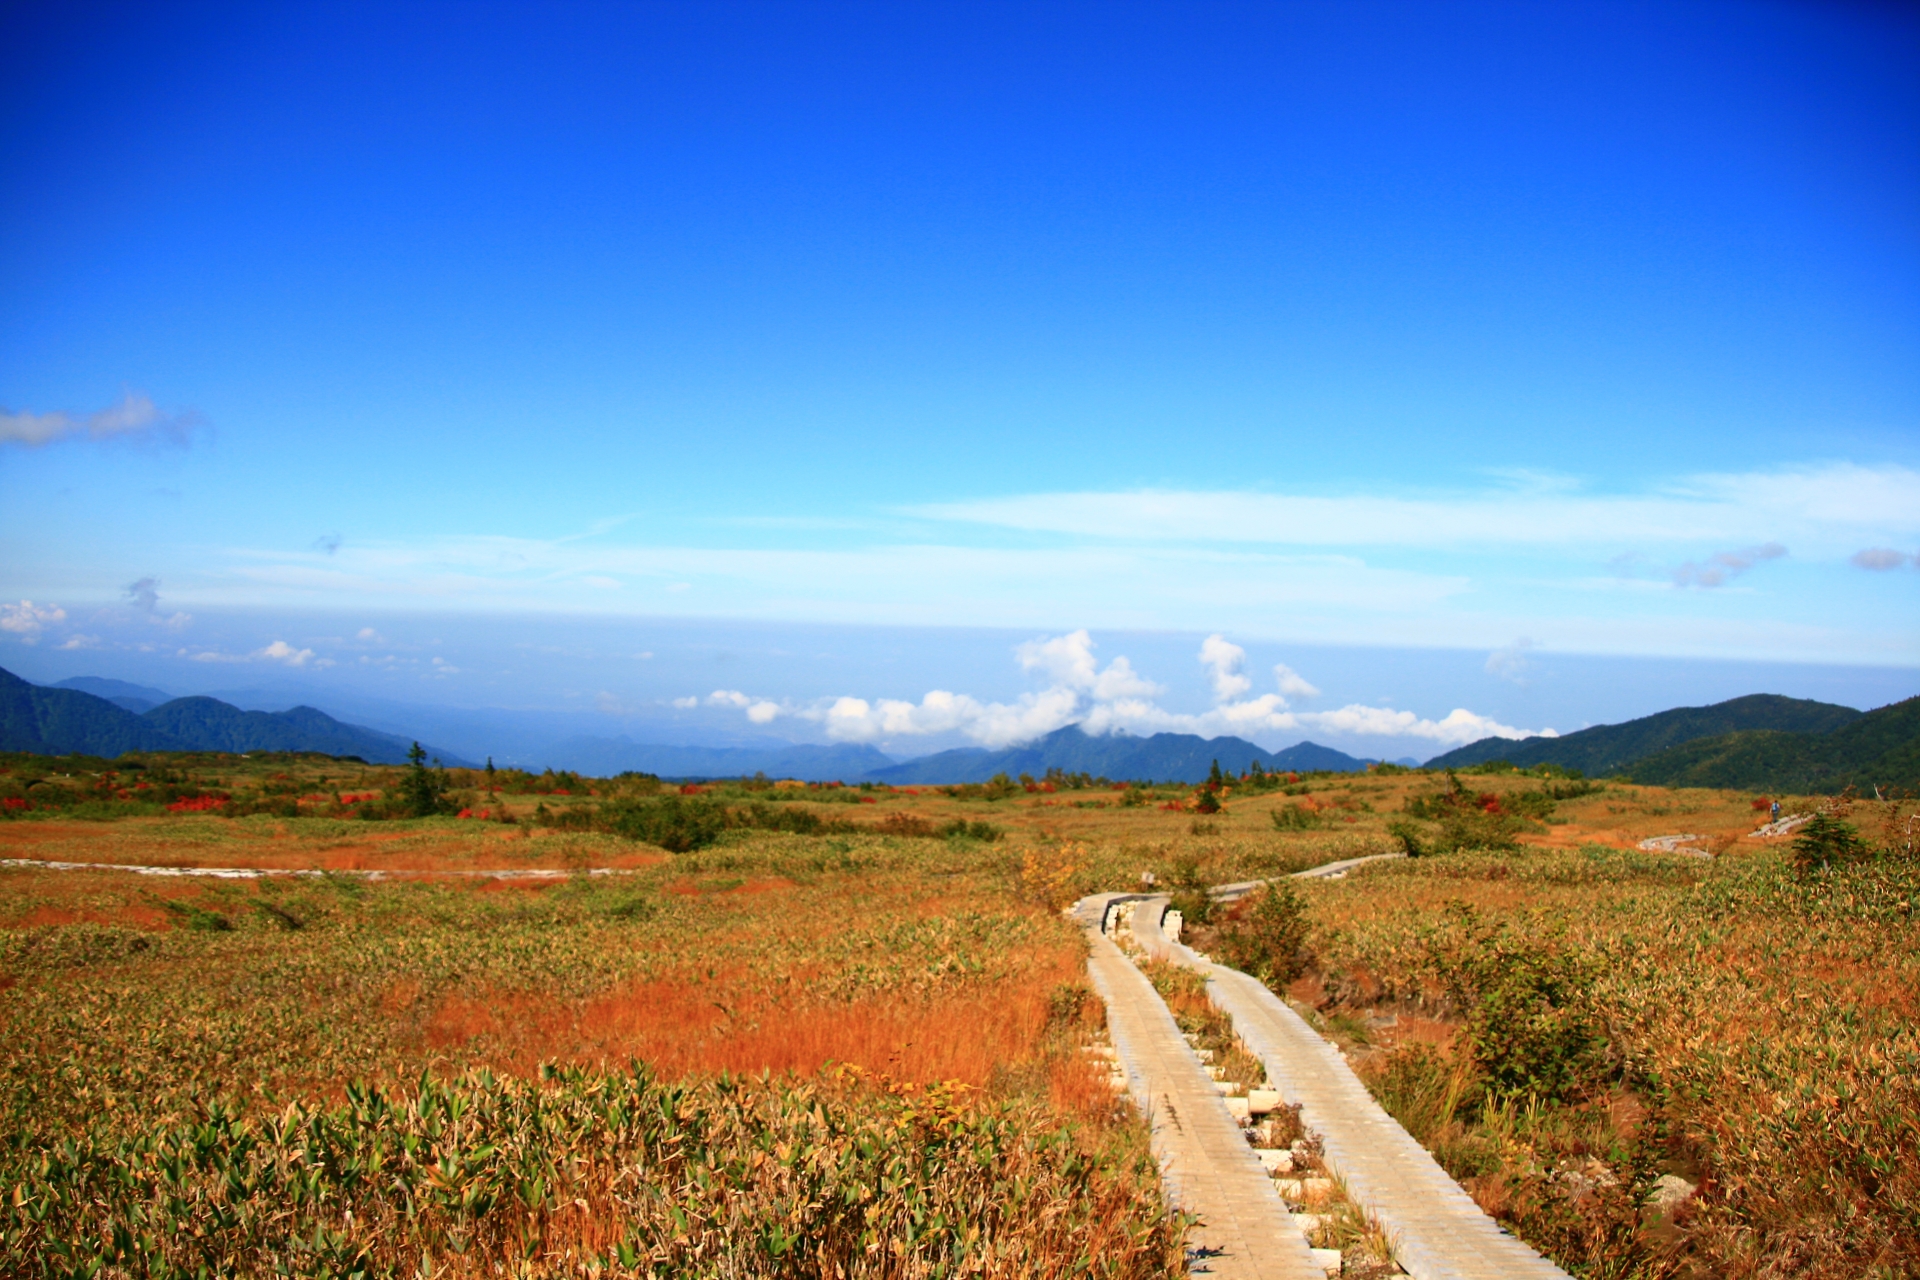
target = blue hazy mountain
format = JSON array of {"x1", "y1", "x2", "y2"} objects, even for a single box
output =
[
  {"x1": 52, "y1": 676, "x2": 176, "y2": 714},
  {"x1": 864, "y1": 725, "x2": 1371, "y2": 785},
  {"x1": 2, "y1": 668, "x2": 470, "y2": 765}
]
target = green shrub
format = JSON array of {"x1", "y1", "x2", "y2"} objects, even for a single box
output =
[
  {"x1": 1425, "y1": 908, "x2": 1607, "y2": 1102},
  {"x1": 939, "y1": 818, "x2": 1002, "y2": 842},
  {"x1": 1405, "y1": 771, "x2": 1523, "y2": 852},
  {"x1": 1216, "y1": 881, "x2": 1311, "y2": 990},
  {"x1": 1385, "y1": 818, "x2": 1428, "y2": 856},
  {"x1": 1270, "y1": 803, "x2": 1320, "y2": 831},
  {"x1": 600, "y1": 795, "x2": 728, "y2": 852},
  {"x1": 1167, "y1": 855, "x2": 1213, "y2": 926}
]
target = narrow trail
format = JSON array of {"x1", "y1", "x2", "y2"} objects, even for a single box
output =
[
  {"x1": 1077, "y1": 855, "x2": 1572, "y2": 1280},
  {"x1": 0, "y1": 857, "x2": 639, "y2": 881}
]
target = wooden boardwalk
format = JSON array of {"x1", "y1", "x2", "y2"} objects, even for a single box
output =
[
  {"x1": 1075, "y1": 894, "x2": 1328, "y2": 1279},
  {"x1": 1130, "y1": 883, "x2": 1574, "y2": 1280}
]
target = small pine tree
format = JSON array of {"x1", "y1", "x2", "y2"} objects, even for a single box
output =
[
  {"x1": 399, "y1": 742, "x2": 450, "y2": 818},
  {"x1": 1792, "y1": 812, "x2": 1868, "y2": 872},
  {"x1": 1206, "y1": 759, "x2": 1225, "y2": 791}
]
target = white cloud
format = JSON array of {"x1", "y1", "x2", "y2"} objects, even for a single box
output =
[
  {"x1": 709, "y1": 689, "x2": 781, "y2": 723},
  {"x1": 1485, "y1": 638, "x2": 1537, "y2": 685},
  {"x1": 671, "y1": 696, "x2": 699, "y2": 709},
  {"x1": 356, "y1": 627, "x2": 386, "y2": 643},
  {"x1": 1299, "y1": 704, "x2": 1550, "y2": 746},
  {"x1": 1, "y1": 390, "x2": 200, "y2": 448},
  {"x1": 702, "y1": 630, "x2": 1550, "y2": 751},
  {"x1": 57, "y1": 633, "x2": 101, "y2": 650},
  {"x1": 186, "y1": 639, "x2": 325, "y2": 667},
  {"x1": 261, "y1": 640, "x2": 316, "y2": 666},
  {"x1": 1014, "y1": 629, "x2": 1162, "y2": 699},
  {"x1": 0, "y1": 601, "x2": 66, "y2": 643},
  {"x1": 1273, "y1": 663, "x2": 1320, "y2": 699},
  {"x1": 911, "y1": 463, "x2": 1920, "y2": 549},
  {"x1": 1672, "y1": 543, "x2": 1787, "y2": 589},
  {"x1": 1199, "y1": 634, "x2": 1252, "y2": 701},
  {"x1": 1850, "y1": 547, "x2": 1914, "y2": 571}
]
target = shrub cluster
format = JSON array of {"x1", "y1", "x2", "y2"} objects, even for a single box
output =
[
  {"x1": 1421, "y1": 906, "x2": 1609, "y2": 1102},
  {"x1": 1214, "y1": 881, "x2": 1312, "y2": 991}
]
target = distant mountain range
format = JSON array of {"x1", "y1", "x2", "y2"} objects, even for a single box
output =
[
  {"x1": 539, "y1": 735, "x2": 896, "y2": 781},
  {"x1": 18, "y1": 666, "x2": 1906, "y2": 792},
  {"x1": 864, "y1": 725, "x2": 1372, "y2": 785},
  {"x1": 1, "y1": 668, "x2": 472, "y2": 765},
  {"x1": 1425, "y1": 694, "x2": 1864, "y2": 775}
]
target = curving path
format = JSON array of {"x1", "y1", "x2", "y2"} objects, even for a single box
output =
[{"x1": 1078, "y1": 855, "x2": 1571, "y2": 1280}]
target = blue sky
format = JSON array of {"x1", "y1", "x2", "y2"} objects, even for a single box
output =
[{"x1": 2, "y1": 1, "x2": 1916, "y2": 760}]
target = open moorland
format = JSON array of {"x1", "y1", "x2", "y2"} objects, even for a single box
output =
[{"x1": 2, "y1": 749, "x2": 1915, "y2": 1277}]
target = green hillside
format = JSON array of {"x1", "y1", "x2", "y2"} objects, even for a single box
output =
[
  {"x1": 0, "y1": 667, "x2": 182, "y2": 756},
  {"x1": 1424, "y1": 693, "x2": 1862, "y2": 776},
  {"x1": 1628, "y1": 696, "x2": 1920, "y2": 794}
]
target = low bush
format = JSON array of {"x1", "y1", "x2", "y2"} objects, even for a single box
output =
[
  {"x1": 1166, "y1": 855, "x2": 1213, "y2": 927},
  {"x1": 1423, "y1": 907, "x2": 1608, "y2": 1102},
  {"x1": 1270, "y1": 803, "x2": 1320, "y2": 831},
  {"x1": 1215, "y1": 881, "x2": 1311, "y2": 990},
  {"x1": 599, "y1": 795, "x2": 728, "y2": 852}
]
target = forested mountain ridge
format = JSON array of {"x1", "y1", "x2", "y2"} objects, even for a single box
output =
[
  {"x1": 1626, "y1": 696, "x2": 1920, "y2": 794},
  {"x1": 1425, "y1": 694, "x2": 1862, "y2": 776}
]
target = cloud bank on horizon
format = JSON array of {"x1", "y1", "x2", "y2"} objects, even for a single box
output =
[{"x1": 698, "y1": 630, "x2": 1552, "y2": 750}]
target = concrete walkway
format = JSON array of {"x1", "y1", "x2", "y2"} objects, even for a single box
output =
[
  {"x1": 1132, "y1": 884, "x2": 1573, "y2": 1280},
  {"x1": 1074, "y1": 894, "x2": 1327, "y2": 1279}
]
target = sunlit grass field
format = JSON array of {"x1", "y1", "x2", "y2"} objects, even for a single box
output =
[{"x1": 2, "y1": 750, "x2": 1913, "y2": 1277}]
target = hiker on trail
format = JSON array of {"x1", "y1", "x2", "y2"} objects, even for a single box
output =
[{"x1": 1770, "y1": 800, "x2": 1780, "y2": 823}]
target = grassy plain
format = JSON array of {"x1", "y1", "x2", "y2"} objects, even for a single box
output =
[{"x1": 2, "y1": 751, "x2": 1914, "y2": 1277}]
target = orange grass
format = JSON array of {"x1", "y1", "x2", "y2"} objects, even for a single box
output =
[{"x1": 424, "y1": 965, "x2": 1080, "y2": 1085}]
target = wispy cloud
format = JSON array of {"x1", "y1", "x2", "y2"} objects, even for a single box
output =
[
  {"x1": 1486, "y1": 637, "x2": 1538, "y2": 685},
  {"x1": 1, "y1": 390, "x2": 202, "y2": 449},
  {"x1": 907, "y1": 464, "x2": 1920, "y2": 549},
  {"x1": 1851, "y1": 547, "x2": 1915, "y2": 571},
  {"x1": 124, "y1": 577, "x2": 192, "y2": 629},
  {"x1": 185, "y1": 639, "x2": 327, "y2": 667},
  {"x1": 1672, "y1": 542, "x2": 1786, "y2": 589},
  {"x1": 694, "y1": 630, "x2": 1552, "y2": 751}
]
